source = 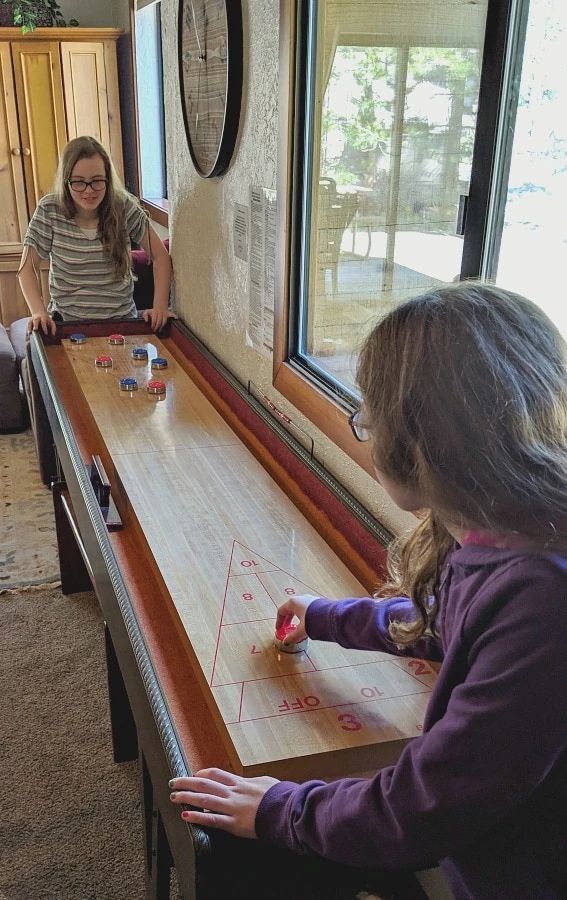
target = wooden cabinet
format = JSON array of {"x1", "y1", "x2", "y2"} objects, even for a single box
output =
[{"x1": 0, "y1": 28, "x2": 124, "y2": 326}]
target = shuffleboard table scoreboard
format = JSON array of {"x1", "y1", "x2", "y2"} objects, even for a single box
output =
[{"x1": 31, "y1": 320, "x2": 434, "y2": 900}]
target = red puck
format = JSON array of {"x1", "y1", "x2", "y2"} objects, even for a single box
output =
[{"x1": 147, "y1": 380, "x2": 166, "y2": 394}]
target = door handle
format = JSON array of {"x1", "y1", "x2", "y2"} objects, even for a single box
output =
[
  {"x1": 11, "y1": 147, "x2": 21, "y2": 156},
  {"x1": 456, "y1": 194, "x2": 469, "y2": 236},
  {"x1": 22, "y1": 148, "x2": 31, "y2": 156}
]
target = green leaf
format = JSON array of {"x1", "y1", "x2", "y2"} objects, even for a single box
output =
[{"x1": 69, "y1": 18, "x2": 79, "y2": 26}]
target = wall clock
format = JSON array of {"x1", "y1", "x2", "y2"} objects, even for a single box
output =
[{"x1": 178, "y1": 0, "x2": 243, "y2": 178}]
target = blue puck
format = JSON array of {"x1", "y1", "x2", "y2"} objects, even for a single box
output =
[
  {"x1": 70, "y1": 333, "x2": 86, "y2": 344},
  {"x1": 151, "y1": 357, "x2": 168, "y2": 369},
  {"x1": 119, "y1": 377, "x2": 138, "y2": 391},
  {"x1": 132, "y1": 347, "x2": 148, "y2": 360}
]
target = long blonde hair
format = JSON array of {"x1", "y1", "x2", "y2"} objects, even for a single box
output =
[
  {"x1": 357, "y1": 283, "x2": 567, "y2": 643},
  {"x1": 54, "y1": 135, "x2": 145, "y2": 279}
]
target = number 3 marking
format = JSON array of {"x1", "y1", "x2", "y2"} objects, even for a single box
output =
[{"x1": 338, "y1": 713, "x2": 362, "y2": 731}]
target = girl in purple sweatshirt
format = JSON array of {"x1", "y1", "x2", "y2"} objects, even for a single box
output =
[{"x1": 170, "y1": 283, "x2": 567, "y2": 900}]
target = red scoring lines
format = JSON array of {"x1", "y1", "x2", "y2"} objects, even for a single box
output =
[{"x1": 225, "y1": 553, "x2": 428, "y2": 735}]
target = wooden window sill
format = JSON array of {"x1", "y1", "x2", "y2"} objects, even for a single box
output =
[{"x1": 142, "y1": 198, "x2": 168, "y2": 231}]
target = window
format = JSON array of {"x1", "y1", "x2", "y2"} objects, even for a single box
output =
[
  {"x1": 274, "y1": 0, "x2": 490, "y2": 470},
  {"x1": 276, "y1": 0, "x2": 565, "y2": 468},
  {"x1": 134, "y1": 0, "x2": 168, "y2": 222},
  {"x1": 486, "y1": 0, "x2": 567, "y2": 338},
  {"x1": 299, "y1": 32, "x2": 485, "y2": 395}
]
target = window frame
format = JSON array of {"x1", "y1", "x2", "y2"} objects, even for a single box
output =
[
  {"x1": 132, "y1": 0, "x2": 169, "y2": 227},
  {"x1": 273, "y1": 0, "x2": 513, "y2": 474}
]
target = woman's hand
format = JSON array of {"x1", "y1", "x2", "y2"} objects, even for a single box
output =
[
  {"x1": 169, "y1": 768, "x2": 279, "y2": 839},
  {"x1": 142, "y1": 307, "x2": 178, "y2": 333},
  {"x1": 27, "y1": 313, "x2": 56, "y2": 336},
  {"x1": 275, "y1": 594, "x2": 320, "y2": 646}
]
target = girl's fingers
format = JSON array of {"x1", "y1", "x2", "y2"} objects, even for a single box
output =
[
  {"x1": 169, "y1": 770, "x2": 252, "y2": 811},
  {"x1": 275, "y1": 610, "x2": 294, "y2": 632},
  {"x1": 275, "y1": 594, "x2": 319, "y2": 633},
  {"x1": 169, "y1": 768, "x2": 240, "y2": 795},
  {"x1": 171, "y1": 789, "x2": 232, "y2": 813},
  {"x1": 282, "y1": 624, "x2": 307, "y2": 645},
  {"x1": 169, "y1": 771, "x2": 276, "y2": 840},
  {"x1": 181, "y1": 809, "x2": 235, "y2": 832},
  {"x1": 195, "y1": 767, "x2": 241, "y2": 785}
]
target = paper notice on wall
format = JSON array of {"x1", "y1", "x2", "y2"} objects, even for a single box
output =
[{"x1": 248, "y1": 186, "x2": 277, "y2": 358}]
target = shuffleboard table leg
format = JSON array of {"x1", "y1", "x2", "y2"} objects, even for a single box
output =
[
  {"x1": 52, "y1": 481, "x2": 93, "y2": 594},
  {"x1": 140, "y1": 750, "x2": 173, "y2": 900},
  {"x1": 104, "y1": 623, "x2": 138, "y2": 763}
]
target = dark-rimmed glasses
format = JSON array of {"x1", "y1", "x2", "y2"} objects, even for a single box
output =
[
  {"x1": 348, "y1": 409, "x2": 371, "y2": 442},
  {"x1": 68, "y1": 178, "x2": 108, "y2": 193}
]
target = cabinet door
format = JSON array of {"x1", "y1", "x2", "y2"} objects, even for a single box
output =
[
  {"x1": 0, "y1": 43, "x2": 29, "y2": 251},
  {"x1": 60, "y1": 41, "x2": 124, "y2": 181},
  {"x1": 11, "y1": 41, "x2": 67, "y2": 213}
]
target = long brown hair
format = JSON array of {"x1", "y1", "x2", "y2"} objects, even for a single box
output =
[
  {"x1": 357, "y1": 283, "x2": 567, "y2": 643},
  {"x1": 53, "y1": 135, "x2": 145, "y2": 279}
]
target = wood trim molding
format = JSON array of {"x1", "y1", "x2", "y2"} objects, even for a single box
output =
[
  {"x1": 128, "y1": 0, "x2": 142, "y2": 198},
  {"x1": 273, "y1": 361, "x2": 376, "y2": 478},
  {"x1": 141, "y1": 199, "x2": 168, "y2": 229},
  {"x1": 0, "y1": 28, "x2": 124, "y2": 40}
]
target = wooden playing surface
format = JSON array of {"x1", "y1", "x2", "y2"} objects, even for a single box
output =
[{"x1": 57, "y1": 334, "x2": 434, "y2": 780}]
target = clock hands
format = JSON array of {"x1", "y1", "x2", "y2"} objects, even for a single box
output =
[
  {"x1": 188, "y1": 0, "x2": 205, "y2": 139},
  {"x1": 190, "y1": 0, "x2": 206, "y2": 60},
  {"x1": 195, "y1": 51, "x2": 201, "y2": 136},
  {"x1": 185, "y1": 0, "x2": 226, "y2": 155}
]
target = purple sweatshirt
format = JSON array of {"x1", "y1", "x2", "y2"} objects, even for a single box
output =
[{"x1": 255, "y1": 545, "x2": 567, "y2": 899}]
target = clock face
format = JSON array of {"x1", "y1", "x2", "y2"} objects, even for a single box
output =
[{"x1": 179, "y1": 0, "x2": 243, "y2": 178}]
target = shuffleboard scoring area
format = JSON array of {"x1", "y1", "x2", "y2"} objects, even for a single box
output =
[{"x1": 59, "y1": 335, "x2": 434, "y2": 780}]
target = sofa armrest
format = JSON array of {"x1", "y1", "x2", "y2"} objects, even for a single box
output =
[
  {"x1": 8, "y1": 316, "x2": 28, "y2": 371},
  {"x1": 0, "y1": 324, "x2": 26, "y2": 432},
  {"x1": 132, "y1": 238, "x2": 170, "y2": 311}
]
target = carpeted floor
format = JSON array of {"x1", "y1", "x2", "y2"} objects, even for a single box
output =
[
  {"x1": 0, "y1": 430, "x2": 180, "y2": 899},
  {"x1": 0, "y1": 431, "x2": 60, "y2": 590},
  {"x1": 0, "y1": 586, "x2": 150, "y2": 900}
]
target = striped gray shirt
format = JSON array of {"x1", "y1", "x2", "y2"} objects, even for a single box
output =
[{"x1": 24, "y1": 193, "x2": 148, "y2": 321}]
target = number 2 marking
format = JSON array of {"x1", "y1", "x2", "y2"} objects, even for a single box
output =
[{"x1": 408, "y1": 660, "x2": 429, "y2": 676}]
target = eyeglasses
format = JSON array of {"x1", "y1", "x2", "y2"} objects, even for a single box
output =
[
  {"x1": 68, "y1": 178, "x2": 108, "y2": 193},
  {"x1": 348, "y1": 409, "x2": 371, "y2": 442}
]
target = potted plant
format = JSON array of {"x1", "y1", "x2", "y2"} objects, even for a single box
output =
[{"x1": 0, "y1": 0, "x2": 79, "y2": 33}]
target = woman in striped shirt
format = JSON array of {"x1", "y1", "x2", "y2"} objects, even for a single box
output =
[{"x1": 18, "y1": 135, "x2": 172, "y2": 335}]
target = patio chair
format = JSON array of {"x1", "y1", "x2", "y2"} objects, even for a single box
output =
[{"x1": 317, "y1": 179, "x2": 358, "y2": 297}]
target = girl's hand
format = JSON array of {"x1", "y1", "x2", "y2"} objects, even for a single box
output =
[
  {"x1": 169, "y1": 768, "x2": 279, "y2": 839},
  {"x1": 27, "y1": 313, "x2": 56, "y2": 336},
  {"x1": 142, "y1": 307, "x2": 178, "y2": 333},
  {"x1": 275, "y1": 593, "x2": 320, "y2": 646}
]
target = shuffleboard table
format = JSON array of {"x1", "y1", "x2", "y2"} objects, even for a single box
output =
[{"x1": 31, "y1": 319, "x2": 434, "y2": 900}]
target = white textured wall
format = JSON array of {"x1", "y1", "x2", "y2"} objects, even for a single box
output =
[{"x1": 161, "y1": 0, "x2": 413, "y2": 537}]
